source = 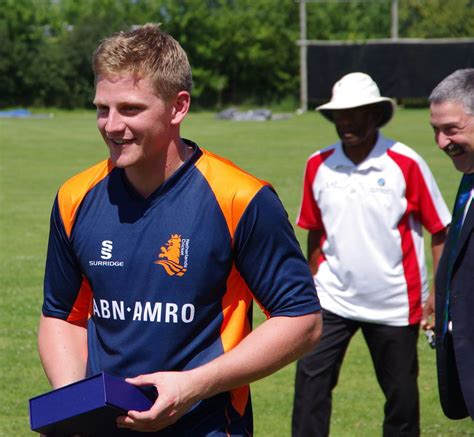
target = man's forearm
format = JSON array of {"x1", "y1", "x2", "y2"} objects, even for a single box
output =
[
  {"x1": 121, "y1": 312, "x2": 322, "y2": 432},
  {"x1": 421, "y1": 228, "x2": 448, "y2": 329},
  {"x1": 431, "y1": 228, "x2": 448, "y2": 275},
  {"x1": 38, "y1": 315, "x2": 88, "y2": 388},
  {"x1": 308, "y1": 230, "x2": 324, "y2": 276},
  {"x1": 188, "y1": 312, "x2": 322, "y2": 400}
]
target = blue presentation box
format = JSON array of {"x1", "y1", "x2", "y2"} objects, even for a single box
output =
[{"x1": 29, "y1": 372, "x2": 155, "y2": 434}]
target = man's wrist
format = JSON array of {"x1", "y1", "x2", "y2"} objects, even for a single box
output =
[{"x1": 185, "y1": 362, "x2": 223, "y2": 401}]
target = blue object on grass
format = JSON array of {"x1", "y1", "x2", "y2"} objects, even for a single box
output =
[{"x1": 0, "y1": 108, "x2": 32, "y2": 118}]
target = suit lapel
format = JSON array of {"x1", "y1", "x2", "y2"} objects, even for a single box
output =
[{"x1": 454, "y1": 201, "x2": 474, "y2": 262}]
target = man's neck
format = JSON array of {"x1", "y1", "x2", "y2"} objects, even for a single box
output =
[
  {"x1": 124, "y1": 139, "x2": 190, "y2": 198},
  {"x1": 342, "y1": 131, "x2": 378, "y2": 165}
]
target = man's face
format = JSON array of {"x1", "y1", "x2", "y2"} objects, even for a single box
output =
[
  {"x1": 332, "y1": 106, "x2": 380, "y2": 148},
  {"x1": 430, "y1": 101, "x2": 474, "y2": 174},
  {"x1": 93, "y1": 74, "x2": 173, "y2": 170}
]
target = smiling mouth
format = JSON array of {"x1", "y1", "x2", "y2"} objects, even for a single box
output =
[
  {"x1": 109, "y1": 138, "x2": 135, "y2": 146},
  {"x1": 340, "y1": 131, "x2": 358, "y2": 140},
  {"x1": 444, "y1": 143, "x2": 464, "y2": 158}
]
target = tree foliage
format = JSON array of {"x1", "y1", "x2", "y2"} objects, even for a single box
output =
[
  {"x1": 0, "y1": 0, "x2": 472, "y2": 109},
  {"x1": 399, "y1": 0, "x2": 474, "y2": 38}
]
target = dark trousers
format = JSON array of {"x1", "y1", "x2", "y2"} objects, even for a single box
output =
[{"x1": 292, "y1": 310, "x2": 420, "y2": 437}]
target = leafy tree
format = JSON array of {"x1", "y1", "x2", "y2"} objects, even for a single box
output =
[
  {"x1": 153, "y1": 0, "x2": 300, "y2": 106},
  {"x1": 0, "y1": 0, "x2": 472, "y2": 109},
  {"x1": 0, "y1": 0, "x2": 56, "y2": 106},
  {"x1": 306, "y1": 1, "x2": 391, "y2": 41},
  {"x1": 399, "y1": 0, "x2": 474, "y2": 38}
]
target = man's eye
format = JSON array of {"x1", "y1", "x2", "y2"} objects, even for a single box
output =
[
  {"x1": 123, "y1": 106, "x2": 142, "y2": 113},
  {"x1": 96, "y1": 106, "x2": 108, "y2": 115},
  {"x1": 444, "y1": 128, "x2": 459, "y2": 136}
]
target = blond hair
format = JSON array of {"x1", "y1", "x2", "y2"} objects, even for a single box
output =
[{"x1": 93, "y1": 23, "x2": 192, "y2": 101}]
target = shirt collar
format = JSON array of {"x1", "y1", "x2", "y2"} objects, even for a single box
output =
[{"x1": 329, "y1": 132, "x2": 393, "y2": 172}]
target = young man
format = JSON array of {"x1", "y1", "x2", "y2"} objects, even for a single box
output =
[
  {"x1": 38, "y1": 24, "x2": 322, "y2": 435},
  {"x1": 429, "y1": 68, "x2": 474, "y2": 420},
  {"x1": 292, "y1": 72, "x2": 451, "y2": 437}
]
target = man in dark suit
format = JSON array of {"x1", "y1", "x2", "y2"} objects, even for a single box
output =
[{"x1": 429, "y1": 68, "x2": 474, "y2": 420}]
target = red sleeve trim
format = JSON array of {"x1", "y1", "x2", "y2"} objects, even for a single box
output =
[
  {"x1": 297, "y1": 149, "x2": 334, "y2": 230},
  {"x1": 387, "y1": 149, "x2": 446, "y2": 234}
]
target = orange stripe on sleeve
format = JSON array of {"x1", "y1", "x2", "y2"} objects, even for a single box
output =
[
  {"x1": 66, "y1": 276, "x2": 93, "y2": 325},
  {"x1": 58, "y1": 160, "x2": 114, "y2": 238},
  {"x1": 196, "y1": 149, "x2": 271, "y2": 417},
  {"x1": 220, "y1": 266, "x2": 253, "y2": 352},
  {"x1": 221, "y1": 266, "x2": 253, "y2": 416}
]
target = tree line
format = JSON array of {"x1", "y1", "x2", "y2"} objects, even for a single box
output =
[{"x1": 0, "y1": 0, "x2": 472, "y2": 109}]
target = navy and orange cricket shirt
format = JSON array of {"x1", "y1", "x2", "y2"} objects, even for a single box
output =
[{"x1": 43, "y1": 140, "x2": 320, "y2": 436}]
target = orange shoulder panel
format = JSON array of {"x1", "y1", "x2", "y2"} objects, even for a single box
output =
[
  {"x1": 57, "y1": 160, "x2": 114, "y2": 237},
  {"x1": 195, "y1": 149, "x2": 270, "y2": 239}
]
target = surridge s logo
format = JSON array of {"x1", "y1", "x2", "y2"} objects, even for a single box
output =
[
  {"x1": 155, "y1": 234, "x2": 189, "y2": 277},
  {"x1": 89, "y1": 240, "x2": 123, "y2": 267},
  {"x1": 101, "y1": 240, "x2": 113, "y2": 260}
]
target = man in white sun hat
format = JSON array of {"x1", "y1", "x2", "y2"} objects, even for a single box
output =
[{"x1": 292, "y1": 72, "x2": 451, "y2": 436}]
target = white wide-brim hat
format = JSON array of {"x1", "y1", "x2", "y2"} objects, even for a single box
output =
[{"x1": 316, "y1": 72, "x2": 395, "y2": 127}]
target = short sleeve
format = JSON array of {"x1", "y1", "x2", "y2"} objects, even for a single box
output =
[
  {"x1": 388, "y1": 148, "x2": 451, "y2": 234},
  {"x1": 42, "y1": 195, "x2": 89, "y2": 321},
  {"x1": 413, "y1": 159, "x2": 451, "y2": 233},
  {"x1": 233, "y1": 186, "x2": 320, "y2": 317},
  {"x1": 296, "y1": 155, "x2": 325, "y2": 230}
]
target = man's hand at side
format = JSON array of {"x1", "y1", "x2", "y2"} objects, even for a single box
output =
[{"x1": 421, "y1": 291, "x2": 435, "y2": 331}]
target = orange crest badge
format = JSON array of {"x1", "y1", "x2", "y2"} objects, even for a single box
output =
[{"x1": 155, "y1": 234, "x2": 188, "y2": 277}]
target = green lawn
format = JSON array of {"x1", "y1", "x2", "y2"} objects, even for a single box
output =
[{"x1": 0, "y1": 109, "x2": 472, "y2": 436}]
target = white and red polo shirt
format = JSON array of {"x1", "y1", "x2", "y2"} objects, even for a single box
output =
[{"x1": 297, "y1": 133, "x2": 451, "y2": 326}]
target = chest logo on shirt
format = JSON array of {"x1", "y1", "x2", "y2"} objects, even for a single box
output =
[
  {"x1": 101, "y1": 240, "x2": 113, "y2": 259},
  {"x1": 89, "y1": 239, "x2": 124, "y2": 267},
  {"x1": 369, "y1": 176, "x2": 390, "y2": 195},
  {"x1": 154, "y1": 234, "x2": 189, "y2": 276}
]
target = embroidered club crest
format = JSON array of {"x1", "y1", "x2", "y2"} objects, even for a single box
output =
[{"x1": 155, "y1": 234, "x2": 188, "y2": 277}]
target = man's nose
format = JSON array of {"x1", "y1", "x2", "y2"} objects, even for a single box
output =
[
  {"x1": 436, "y1": 131, "x2": 451, "y2": 150},
  {"x1": 105, "y1": 110, "x2": 125, "y2": 134}
]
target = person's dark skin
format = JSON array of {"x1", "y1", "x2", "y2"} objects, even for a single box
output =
[{"x1": 331, "y1": 104, "x2": 383, "y2": 165}]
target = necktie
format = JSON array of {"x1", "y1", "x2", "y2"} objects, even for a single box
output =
[{"x1": 442, "y1": 173, "x2": 474, "y2": 337}]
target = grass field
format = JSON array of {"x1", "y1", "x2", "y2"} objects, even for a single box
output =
[{"x1": 1, "y1": 108, "x2": 473, "y2": 436}]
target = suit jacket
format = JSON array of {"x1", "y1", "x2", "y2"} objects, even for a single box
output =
[{"x1": 435, "y1": 199, "x2": 474, "y2": 420}]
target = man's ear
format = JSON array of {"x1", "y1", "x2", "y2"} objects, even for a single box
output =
[{"x1": 170, "y1": 91, "x2": 191, "y2": 125}]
